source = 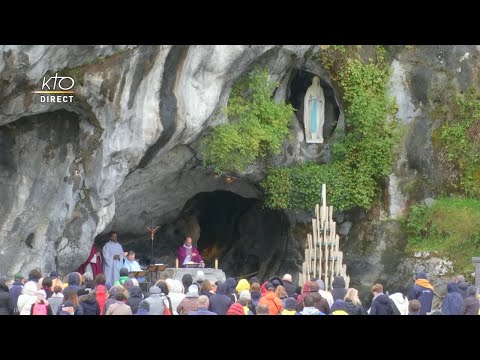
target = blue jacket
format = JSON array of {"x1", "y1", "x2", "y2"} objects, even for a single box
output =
[
  {"x1": 63, "y1": 273, "x2": 81, "y2": 296},
  {"x1": 456, "y1": 281, "x2": 469, "y2": 299},
  {"x1": 78, "y1": 291, "x2": 101, "y2": 315},
  {"x1": 370, "y1": 294, "x2": 393, "y2": 315},
  {"x1": 189, "y1": 307, "x2": 217, "y2": 315},
  {"x1": 126, "y1": 286, "x2": 144, "y2": 314},
  {"x1": 208, "y1": 283, "x2": 233, "y2": 315},
  {"x1": 9, "y1": 281, "x2": 23, "y2": 315},
  {"x1": 442, "y1": 283, "x2": 463, "y2": 315},
  {"x1": 408, "y1": 283, "x2": 434, "y2": 315},
  {"x1": 331, "y1": 276, "x2": 347, "y2": 301}
]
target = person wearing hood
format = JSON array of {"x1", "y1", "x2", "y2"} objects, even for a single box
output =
[
  {"x1": 461, "y1": 286, "x2": 479, "y2": 315},
  {"x1": 209, "y1": 282, "x2": 233, "y2": 315},
  {"x1": 63, "y1": 272, "x2": 82, "y2": 296},
  {"x1": 330, "y1": 299, "x2": 349, "y2": 315},
  {"x1": 389, "y1": 291, "x2": 409, "y2": 315},
  {"x1": 78, "y1": 289, "x2": 101, "y2": 315},
  {"x1": 408, "y1": 272, "x2": 434, "y2": 315},
  {"x1": 17, "y1": 281, "x2": 39, "y2": 315},
  {"x1": 136, "y1": 300, "x2": 150, "y2": 315},
  {"x1": 258, "y1": 282, "x2": 283, "y2": 315},
  {"x1": 126, "y1": 286, "x2": 144, "y2": 314},
  {"x1": 282, "y1": 274, "x2": 297, "y2": 298},
  {"x1": 225, "y1": 277, "x2": 238, "y2": 303},
  {"x1": 369, "y1": 283, "x2": 394, "y2": 315},
  {"x1": 442, "y1": 282, "x2": 463, "y2": 315},
  {"x1": 296, "y1": 281, "x2": 314, "y2": 312},
  {"x1": 0, "y1": 278, "x2": 14, "y2": 315},
  {"x1": 236, "y1": 279, "x2": 250, "y2": 294},
  {"x1": 145, "y1": 286, "x2": 168, "y2": 315},
  {"x1": 317, "y1": 279, "x2": 334, "y2": 307},
  {"x1": 296, "y1": 294, "x2": 323, "y2": 315},
  {"x1": 344, "y1": 288, "x2": 366, "y2": 315},
  {"x1": 331, "y1": 276, "x2": 347, "y2": 301},
  {"x1": 455, "y1": 275, "x2": 469, "y2": 299},
  {"x1": 177, "y1": 285, "x2": 199, "y2": 315},
  {"x1": 95, "y1": 274, "x2": 108, "y2": 315}
]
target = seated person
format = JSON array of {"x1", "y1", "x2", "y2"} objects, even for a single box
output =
[
  {"x1": 176, "y1": 237, "x2": 204, "y2": 268},
  {"x1": 120, "y1": 250, "x2": 145, "y2": 282}
]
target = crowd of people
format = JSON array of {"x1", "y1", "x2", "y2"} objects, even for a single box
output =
[{"x1": 0, "y1": 266, "x2": 479, "y2": 315}]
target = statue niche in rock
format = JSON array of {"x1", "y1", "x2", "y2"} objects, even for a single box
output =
[{"x1": 304, "y1": 76, "x2": 325, "y2": 143}]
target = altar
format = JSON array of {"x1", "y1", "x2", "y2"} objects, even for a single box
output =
[{"x1": 161, "y1": 268, "x2": 226, "y2": 283}]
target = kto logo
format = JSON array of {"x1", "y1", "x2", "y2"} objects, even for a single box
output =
[{"x1": 32, "y1": 73, "x2": 75, "y2": 103}]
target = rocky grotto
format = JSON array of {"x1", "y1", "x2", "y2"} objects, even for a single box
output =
[{"x1": 1, "y1": 45, "x2": 480, "y2": 304}]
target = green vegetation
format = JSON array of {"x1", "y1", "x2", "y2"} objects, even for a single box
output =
[
  {"x1": 436, "y1": 87, "x2": 480, "y2": 197},
  {"x1": 262, "y1": 46, "x2": 400, "y2": 211},
  {"x1": 202, "y1": 69, "x2": 294, "y2": 174},
  {"x1": 404, "y1": 197, "x2": 480, "y2": 274}
]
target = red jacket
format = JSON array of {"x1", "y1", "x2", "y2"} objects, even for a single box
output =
[
  {"x1": 226, "y1": 303, "x2": 245, "y2": 315},
  {"x1": 96, "y1": 285, "x2": 108, "y2": 315}
]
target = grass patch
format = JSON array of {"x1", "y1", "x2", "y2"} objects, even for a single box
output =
[{"x1": 404, "y1": 197, "x2": 480, "y2": 274}]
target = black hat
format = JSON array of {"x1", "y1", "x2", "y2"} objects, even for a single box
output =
[{"x1": 265, "y1": 282, "x2": 274, "y2": 290}]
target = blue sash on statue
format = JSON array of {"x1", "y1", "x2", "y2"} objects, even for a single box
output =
[{"x1": 310, "y1": 98, "x2": 318, "y2": 133}]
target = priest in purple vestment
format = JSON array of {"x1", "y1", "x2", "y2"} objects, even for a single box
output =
[{"x1": 176, "y1": 237, "x2": 204, "y2": 267}]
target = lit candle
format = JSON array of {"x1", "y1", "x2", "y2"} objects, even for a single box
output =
[
  {"x1": 175, "y1": 258, "x2": 179, "y2": 269},
  {"x1": 215, "y1": 258, "x2": 218, "y2": 269}
]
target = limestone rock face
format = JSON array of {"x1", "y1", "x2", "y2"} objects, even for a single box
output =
[
  {"x1": 2, "y1": 45, "x2": 479, "y2": 296},
  {"x1": 0, "y1": 45, "x2": 316, "y2": 276}
]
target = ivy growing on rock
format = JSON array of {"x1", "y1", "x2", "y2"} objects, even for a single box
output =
[
  {"x1": 202, "y1": 69, "x2": 294, "y2": 174},
  {"x1": 262, "y1": 46, "x2": 400, "y2": 211},
  {"x1": 437, "y1": 87, "x2": 480, "y2": 197}
]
